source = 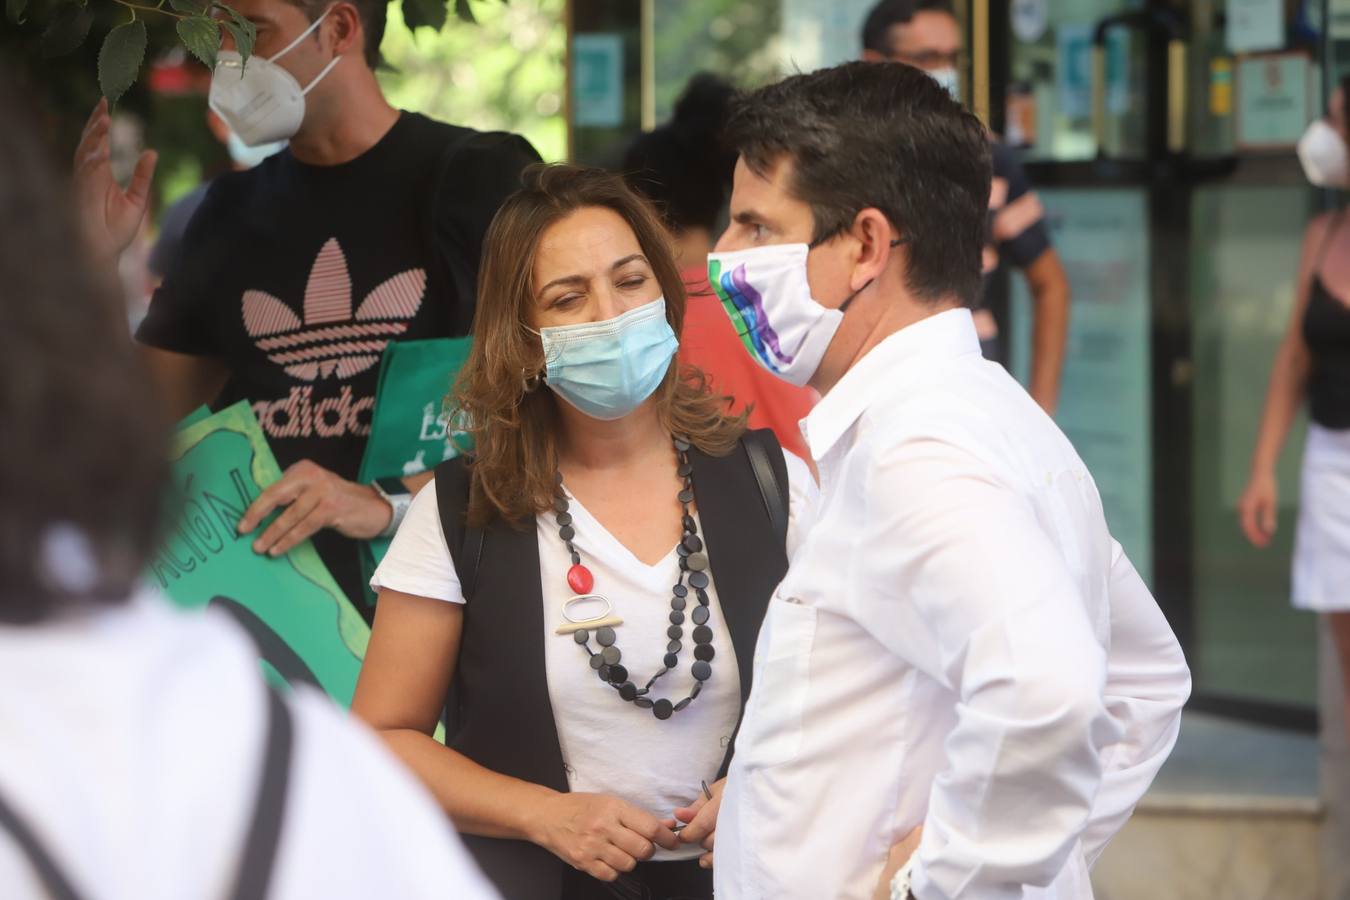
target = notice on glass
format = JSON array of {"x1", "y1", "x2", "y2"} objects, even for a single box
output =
[
  {"x1": 1226, "y1": 0, "x2": 1283, "y2": 53},
  {"x1": 1057, "y1": 24, "x2": 1130, "y2": 120},
  {"x1": 572, "y1": 34, "x2": 624, "y2": 128},
  {"x1": 1236, "y1": 53, "x2": 1311, "y2": 149}
]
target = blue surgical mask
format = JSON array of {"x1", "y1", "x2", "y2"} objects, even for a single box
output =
[
  {"x1": 536, "y1": 297, "x2": 679, "y2": 421},
  {"x1": 929, "y1": 67, "x2": 960, "y2": 100}
]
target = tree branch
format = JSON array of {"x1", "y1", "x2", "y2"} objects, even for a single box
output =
[{"x1": 110, "y1": 0, "x2": 187, "y2": 20}]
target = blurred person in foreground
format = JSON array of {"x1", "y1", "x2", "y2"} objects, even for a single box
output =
[
  {"x1": 623, "y1": 73, "x2": 816, "y2": 461},
  {"x1": 0, "y1": 77, "x2": 498, "y2": 900},
  {"x1": 75, "y1": 0, "x2": 539, "y2": 611},
  {"x1": 706, "y1": 62, "x2": 1189, "y2": 900},
  {"x1": 1239, "y1": 74, "x2": 1350, "y2": 744},
  {"x1": 862, "y1": 0, "x2": 1071, "y2": 415}
]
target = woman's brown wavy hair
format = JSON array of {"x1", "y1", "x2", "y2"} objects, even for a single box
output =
[{"x1": 451, "y1": 163, "x2": 746, "y2": 527}]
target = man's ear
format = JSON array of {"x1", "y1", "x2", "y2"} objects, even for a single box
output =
[
  {"x1": 849, "y1": 208, "x2": 896, "y2": 292},
  {"x1": 326, "y1": 2, "x2": 364, "y2": 57}
]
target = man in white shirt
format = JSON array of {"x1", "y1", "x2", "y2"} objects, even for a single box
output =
[{"x1": 698, "y1": 62, "x2": 1190, "y2": 900}]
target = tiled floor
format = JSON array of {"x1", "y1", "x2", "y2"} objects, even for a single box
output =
[
  {"x1": 1095, "y1": 620, "x2": 1350, "y2": 900},
  {"x1": 1093, "y1": 711, "x2": 1323, "y2": 900},
  {"x1": 1148, "y1": 711, "x2": 1318, "y2": 800}
]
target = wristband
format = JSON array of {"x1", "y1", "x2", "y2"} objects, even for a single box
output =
[
  {"x1": 889, "y1": 858, "x2": 916, "y2": 900},
  {"x1": 371, "y1": 477, "x2": 412, "y2": 539}
]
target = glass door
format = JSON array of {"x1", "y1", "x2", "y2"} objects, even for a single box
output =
[{"x1": 998, "y1": 0, "x2": 1327, "y2": 727}]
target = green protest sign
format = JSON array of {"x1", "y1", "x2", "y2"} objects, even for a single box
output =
[
  {"x1": 357, "y1": 337, "x2": 473, "y2": 602},
  {"x1": 177, "y1": 405, "x2": 213, "y2": 431},
  {"x1": 150, "y1": 401, "x2": 369, "y2": 706}
]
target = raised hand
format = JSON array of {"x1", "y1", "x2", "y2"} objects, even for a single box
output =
[{"x1": 73, "y1": 98, "x2": 158, "y2": 262}]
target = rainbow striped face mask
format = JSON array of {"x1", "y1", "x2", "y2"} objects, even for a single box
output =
[{"x1": 705, "y1": 243, "x2": 841, "y2": 388}]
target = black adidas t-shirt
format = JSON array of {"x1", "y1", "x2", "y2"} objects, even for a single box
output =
[{"x1": 138, "y1": 112, "x2": 539, "y2": 603}]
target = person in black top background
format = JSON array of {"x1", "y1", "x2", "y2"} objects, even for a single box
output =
[
  {"x1": 75, "y1": 0, "x2": 540, "y2": 609},
  {"x1": 1240, "y1": 74, "x2": 1350, "y2": 747},
  {"x1": 861, "y1": 0, "x2": 1071, "y2": 415}
]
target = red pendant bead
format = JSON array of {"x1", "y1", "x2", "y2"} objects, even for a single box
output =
[{"x1": 567, "y1": 564, "x2": 594, "y2": 595}]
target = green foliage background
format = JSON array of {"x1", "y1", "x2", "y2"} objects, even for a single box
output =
[
  {"x1": 652, "y1": 0, "x2": 783, "y2": 122},
  {"x1": 147, "y1": 0, "x2": 567, "y2": 210},
  {"x1": 378, "y1": 0, "x2": 565, "y2": 162},
  {"x1": 2, "y1": 0, "x2": 565, "y2": 217}
]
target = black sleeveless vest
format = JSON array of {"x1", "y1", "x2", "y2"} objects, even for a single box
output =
[{"x1": 433, "y1": 429, "x2": 790, "y2": 900}]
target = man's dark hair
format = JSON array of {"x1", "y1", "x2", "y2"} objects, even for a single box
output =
[
  {"x1": 622, "y1": 73, "x2": 738, "y2": 235},
  {"x1": 725, "y1": 60, "x2": 990, "y2": 306},
  {"x1": 861, "y1": 0, "x2": 956, "y2": 54},
  {"x1": 289, "y1": 0, "x2": 386, "y2": 68},
  {"x1": 0, "y1": 75, "x2": 170, "y2": 624}
]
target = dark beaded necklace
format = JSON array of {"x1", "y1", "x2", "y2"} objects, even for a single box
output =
[{"x1": 553, "y1": 434, "x2": 715, "y2": 720}]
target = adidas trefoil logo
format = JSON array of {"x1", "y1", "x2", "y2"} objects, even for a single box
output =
[{"x1": 242, "y1": 237, "x2": 426, "y2": 381}]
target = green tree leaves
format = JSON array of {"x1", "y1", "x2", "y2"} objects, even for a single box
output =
[
  {"x1": 218, "y1": 5, "x2": 255, "y2": 59},
  {"x1": 403, "y1": 0, "x2": 448, "y2": 33},
  {"x1": 98, "y1": 19, "x2": 147, "y2": 104},
  {"x1": 176, "y1": 15, "x2": 220, "y2": 69},
  {"x1": 24, "y1": 0, "x2": 492, "y2": 101},
  {"x1": 41, "y1": 5, "x2": 95, "y2": 57}
]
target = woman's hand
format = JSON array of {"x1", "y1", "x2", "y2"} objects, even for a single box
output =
[
  {"x1": 1238, "y1": 471, "x2": 1279, "y2": 548},
  {"x1": 671, "y1": 778, "x2": 724, "y2": 869},
  {"x1": 531, "y1": 792, "x2": 679, "y2": 882}
]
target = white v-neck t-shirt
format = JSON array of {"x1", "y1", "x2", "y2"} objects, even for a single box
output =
[{"x1": 372, "y1": 448, "x2": 815, "y2": 861}]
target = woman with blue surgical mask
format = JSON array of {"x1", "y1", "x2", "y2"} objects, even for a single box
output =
[
  {"x1": 351, "y1": 165, "x2": 816, "y2": 900},
  {"x1": 1240, "y1": 74, "x2": 1350, "y2": 746}
]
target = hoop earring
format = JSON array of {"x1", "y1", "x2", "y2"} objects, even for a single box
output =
[{"x1": 522, "y1": 369, "x2": 543, "y2": 393}]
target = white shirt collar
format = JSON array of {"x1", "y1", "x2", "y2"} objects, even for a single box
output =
[{"x1": 802, "y1": 307, "x2": 981, "y2": 461}]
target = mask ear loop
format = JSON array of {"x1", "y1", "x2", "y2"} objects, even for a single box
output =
[
  {"x1": 835, "y1": 236, "x2": 908, "y2": 313},
  {"x1": 522, "y1": 323, "x2": 548, "y2": 393},
  {"x1": 271, "y1": 4, "x2": 342, "y2": 93},
  {"x1": 270, "y1": 4, "x2": 334, "y2": 62},
  {"x1": 301, "y1": 56, "x2": 343, "y2": 94}
]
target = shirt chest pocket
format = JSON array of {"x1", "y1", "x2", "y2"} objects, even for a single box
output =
[{"x1": 739, "y1": 594, "x2": 817, "y2": 769}]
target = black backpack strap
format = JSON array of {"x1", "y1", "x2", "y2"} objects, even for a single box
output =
[
  {"x1": 0, "y1": 685, "x2": 292, "y2": 900},
  {"x1": 741, "y1": 429, "x2": 790, "y2": 546},
  {"x1": 432, "y1": 456, "x2": 483, "y2": 742},
  {"x1": 0, "y1": 788, "x2": 84, "y2": 900},
  {"x1": 433, "y1": 456, "x2": 484, "y2": 600},
  {"x1": 229, "y1": 685, "x2": 294, "y2": 900}
]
